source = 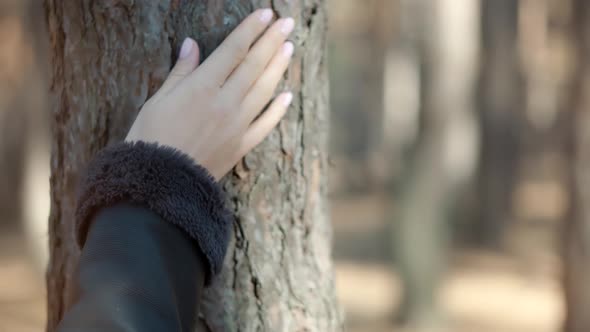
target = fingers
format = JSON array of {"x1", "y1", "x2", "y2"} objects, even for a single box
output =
[
  {"x1": 238, "y1": 92, "x2": 293, "y2": 156},
  {"x1": 240, "y1": 41, "x2": 294, "y2": 123},
  {"x1": 196, "y1": 8, "x2": 275, "y2": 87},
  {"x1": 222, "y1": 17, "x2": 295, "y2": 99},
  {"x1": 158, "y1": 38, "x2": 200, "y2": 96}
]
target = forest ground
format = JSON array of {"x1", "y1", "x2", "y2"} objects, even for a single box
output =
[{"x1": 0, "y1": 193, "x2": 562, "y2": 332}]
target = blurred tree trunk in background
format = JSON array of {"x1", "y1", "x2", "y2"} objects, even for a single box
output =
[
  {"x1": 389, "y1": 0, "x2": 431, "y2": 324},
  {"x1": 393, "y1": 0, "x2": 479, "y2": 327},
  {"x1": 362, "y1": 0, "x2": 395, "y2": 185},
  {"x1": 44, "y1": 1, "x2": 341, "y2": 331},
  {"x1": 563, "y1": 1, "x2": 590, "y2": 330},
  {"x1": 476, "y1": 0, "x2": 522, "y2": 246},
  {"x1": 0, "y1": 1, "x2": 30, "y2": 226},
  {"x1": 0, "y1": 0, "x2": 50, "y2": 271}
]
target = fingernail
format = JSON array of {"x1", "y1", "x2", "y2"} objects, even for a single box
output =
[
  {"x1": 259, "y1": 8, "x2": 273, "y2": 23},
  {"x1": 179, "y1": 38, "x2": 193, "y2": 59},
  {"x1": 282, "y1": 42, "x2": 294, "y2": 57},
  {"x1": 281, "y1": 18, "x2": 295, "y2": 35},
  {"x1": 282, "y1": 92, "x2": 293, "y2": 106}
]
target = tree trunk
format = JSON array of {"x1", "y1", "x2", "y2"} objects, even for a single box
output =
[
  {"x1": 475, "y1": 0, "x2": 522, "y2": 246},
  {"x1": 393, "y1": 0, "x2": 479, "y2": 327},
  {"x1": 0, "y1": 0, "x2": 31, "y2": 226},
  {"x1": 362, "y1": 0, "x2": 395, "y2": 186},
  {"x1": 563, "y1": 1, "x2": 590, "y2": 330},
  {"x1": 43, "y1": 1, "x2": 340, "y2": 331}
]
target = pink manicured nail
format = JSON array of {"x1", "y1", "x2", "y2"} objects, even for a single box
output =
[
  {"x1": 259, "y1": 8, "x2": 273, "y2": 23},
  {"x1": 282, "y1": 92, "x2": 293, "y2": 106},
  {"x1": 281, "y1": 18, "x2": 295, "y2": 35},
  {"x1": 179, "y1": 38, "x2": 193, "y2": 59},
  {"x1": 282, "y1": 42, "x2": 294, "y2": 57}
]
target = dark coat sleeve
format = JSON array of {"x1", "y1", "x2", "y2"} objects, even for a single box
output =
[{"x1": 56, "y1": 141, "x2": 233, "y2": 332}]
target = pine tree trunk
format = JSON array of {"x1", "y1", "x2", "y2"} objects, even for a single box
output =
[
  {"x1": 476, "y1": 0, "x2": 522, "y2": 246},
  {"x1": 563, "y1": 1, "x2": 590, "y2": 331},
  {"x1": 0, "y1": 0, "x2": 31, "y2": 226},
  {"x1": 393, "y1": 0, "x2": 479, "y2": 326},
  {"x1": 43, "y1": 1, "x2": 340, "y2": 331}
]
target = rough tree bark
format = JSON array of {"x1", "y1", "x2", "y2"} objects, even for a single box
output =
[
  {"x1": 563, "y1": 1, "x2": 590, "y2": 331},
  {"x1": 43, "y1": 1, "x2": 340, "y2": 331}
]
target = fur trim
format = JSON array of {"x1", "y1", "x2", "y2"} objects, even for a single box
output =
[{"x1": 76, "y1": 141, "x2": 232, "y2": 284}]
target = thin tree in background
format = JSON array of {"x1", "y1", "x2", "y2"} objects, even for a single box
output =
[
  {"x1": 393, "y1": 0, "x2": 479, "y2": 326},
  {"x1": 476, "y1": 0, "x2": 523, "y2": 246},
  {"x1": 43, "y1": 1, "x2": 341, "y2": 331},
  {"x1": 0, "y1": 0, "x2": 32, "y2": 226},
  {"x1": 363, "y1": 0, "x2": 396, "y2": 185},
  {"x1": 564, "y1": 1, "x2": 590, "y2": 330}
]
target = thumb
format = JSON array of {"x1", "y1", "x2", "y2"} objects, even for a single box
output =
[{"x1": 159, "y1": 38, "x2": 200, "y2": 95}]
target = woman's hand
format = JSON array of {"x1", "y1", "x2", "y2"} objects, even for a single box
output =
[{"x1": 126, "y1": 8, "x2": 295, "y2": 180}]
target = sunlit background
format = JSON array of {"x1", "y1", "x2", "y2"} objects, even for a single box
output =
[{"x1": 1, "y1": 0, "x2": 582, "y2": 331}]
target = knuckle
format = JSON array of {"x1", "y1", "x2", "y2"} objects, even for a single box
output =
[
  {"x1": 198, "y1": 83, "x2": 217, "y2": 96},
  {"x1": 271, "y1": 27, "x2": 285, "y2": 40},
  {"x1": 193, "y1": 80, "x2": 219, "y2": 96},
  {"x1": 170, "y1": 66, "x2": 191, "y2": 77},
  {"x1": 232, "y1": 40, "x2": 250, "y2": 59},
  {"x1": 245, "y1": 54, "x2": 266, "y2": 69},
  {"x1": 168, "y1": 71, "x2": 187, "y2": 80}
]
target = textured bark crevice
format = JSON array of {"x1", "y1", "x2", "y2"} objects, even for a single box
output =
[{"x1": 44, "y1": 1, "x2": 340, "y2": 331}]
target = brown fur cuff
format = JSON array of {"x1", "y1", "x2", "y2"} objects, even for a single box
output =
[{"x1": 76, "y1": 141, "x2": 232, "y2": 283}]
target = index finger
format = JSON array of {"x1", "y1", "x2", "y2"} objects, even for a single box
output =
[{"x1": 195, "y1": 8, "x2": 274, "y2": 87}]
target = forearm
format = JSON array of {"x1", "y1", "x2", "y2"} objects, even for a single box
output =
[
  {"x1": 58, "y1": 204, "x2": 206, "y2": 332},
  {"x1": 57, "y1": 142, "x2": 232, "y2": 331}
]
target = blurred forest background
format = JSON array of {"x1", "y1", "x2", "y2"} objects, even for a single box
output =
[{"x1": 2, "y1": 0, "x2": 589, "y2": 331}]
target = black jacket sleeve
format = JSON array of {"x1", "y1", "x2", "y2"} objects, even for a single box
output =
[{"x1": 56, "y1": 141, "x2": 233, "y2": 332}]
